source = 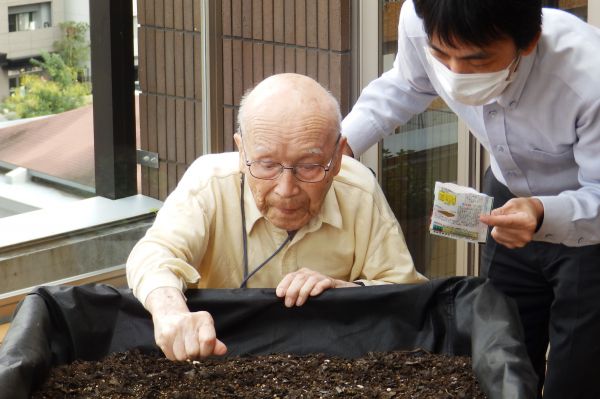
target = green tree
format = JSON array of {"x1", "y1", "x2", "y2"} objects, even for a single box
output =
[
  {"x1": 2, "y1": 22, "x2": 91, "y2": 119},
  {"x1": 3, "y1": 74, "x2": 89, "y2": 119},
  {"x1": 53, "y1": 21, "x2": 90, "y2": 76}
]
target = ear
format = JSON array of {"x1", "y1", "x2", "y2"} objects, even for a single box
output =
[
  {"x1": 234, "y1": 133, "x2": 245, "y2": 172},
  {"x1": 521, "y1": 30, "x2": 541, "y2": 56},
  {"x1": 233, "y1": 132, "x2": 242, "y2": 151},
  {"x1": 332, "y1": 136, "x2": 347, "y2": 176}
]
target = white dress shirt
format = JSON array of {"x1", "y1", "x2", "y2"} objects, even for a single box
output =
[{"x1": 342, "y1": 0, "x2": 600, "y2": 247}]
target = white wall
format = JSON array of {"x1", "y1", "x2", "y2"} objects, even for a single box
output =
[{"x1": 63, "y1": 0, "x2": 88, "y2": 23}]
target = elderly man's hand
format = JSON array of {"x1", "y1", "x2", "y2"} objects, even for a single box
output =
[
  {"x1": 275, "y1": 267, "x2": 359, "y2": 307},
  {"x1": 152, "y1": 310, "x2": 227, "y2": 361},
  {"x1": 146, "y1": 287, "x2": 227, "y2": 361},
  {"x1": 479, "y1": 197, "x2": 544, "y2": 249}
]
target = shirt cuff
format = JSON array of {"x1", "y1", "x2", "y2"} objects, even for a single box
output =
[
  {"x1": 136, "y1": 269, "x2": 187, "y2": 310},
  {"x1": 341, "y1": 112, "x2": 382, "y2": 157},
  {"x1": 532, "y1": 195, "x2": 574, "y2": 244}
]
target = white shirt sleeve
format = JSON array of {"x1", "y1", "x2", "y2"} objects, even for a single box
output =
[{"x1": 342, "y1": 0, "x2": 437, "y2": 156}]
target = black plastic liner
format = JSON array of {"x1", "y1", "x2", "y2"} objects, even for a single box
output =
[{"x1": 0, "y1": 277, "x2": 537, "y2": 398}]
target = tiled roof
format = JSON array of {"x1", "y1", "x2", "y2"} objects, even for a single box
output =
[
  {"x1": 0, "y1": 105, "x2": 95, "y2": 187},
  {"x1": 0, "y1": 99, "x2": 140, "y2": 190}
]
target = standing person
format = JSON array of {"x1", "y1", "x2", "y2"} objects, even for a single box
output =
[
  {"x1": 127, "y1": 73, "x2": 426, "y2": 362},
  {"x1": 341, "y1": 0, "x2": 600, "y2": 397}
]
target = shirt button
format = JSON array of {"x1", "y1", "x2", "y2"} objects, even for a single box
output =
[
  {"x1": 578, "y1": 237, "x2": 585, "y2": 244},
  {"x1": 545, "y1": 234, "x2": 553, "y2": 239},
  {"x1": 488, "y1": 110, "x2": 497, "y2": 118},
  {"x1": 496, "y1": 145, "x2": 505, "y2": 153}
]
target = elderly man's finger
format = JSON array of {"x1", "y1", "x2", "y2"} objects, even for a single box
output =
[
  {"x1": 159, "y1": 341, "x2": 175, "y2": 361},
  {"x1": 184, "y1": 329, "x2": 201, "y2": 359},
  {"x1": 213, "y1": 339, "x2": 228, "y2": 356},
  {"x1": 171, "y1": 334, "x2": 188, "y2": 361},
  {"x1": 283, "y1": 274, "x2": 309, "y2": 307},
  {"x1": 310, "y1": 277, "x2": 335, "y2": 297},
  {"x1": 295, "y1": 276, "x2": 321, "y2": 306},
  {"x1": 197, "y1": 326, "x2": 217, "y2": 357},
  {"x1": 275, "y1": 273, "x2": 295, "y2": 298}
]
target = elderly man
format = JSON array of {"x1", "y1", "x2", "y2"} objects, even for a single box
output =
[{"x1": 127, "y1": 73, "x2": 426, "y2": 361}]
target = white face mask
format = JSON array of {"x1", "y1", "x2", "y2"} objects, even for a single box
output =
[{"x1": 424, "y1": 47, "x2": 519, "y2": 106}]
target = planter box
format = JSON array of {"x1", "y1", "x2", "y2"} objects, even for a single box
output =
[{"x1": 0, "y1": 277, "x2": 538, "y2": 399}]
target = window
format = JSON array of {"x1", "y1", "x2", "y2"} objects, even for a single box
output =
[
  {"x1": 378, "y1": 1, "x2": 463, "y2": 278},
  {"x1": 0, "y1": 0, "x2": 147, "y2": 308},
  {"x1": 8, "y1": 12, "x2": 35, "y2": 32},
  {"x1": 8, "y1": 3, "x2": 52, "y2": 32}
]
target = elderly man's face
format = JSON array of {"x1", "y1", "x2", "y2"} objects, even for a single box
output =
[{"x1": 236, "y1": 117, "x2": 344, "y2": 231}]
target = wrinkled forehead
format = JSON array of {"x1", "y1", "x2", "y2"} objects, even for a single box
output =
[{"x1": 244, "y1": 115, "x2": 337, "y2": 157}]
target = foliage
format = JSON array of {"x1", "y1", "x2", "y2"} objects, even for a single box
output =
[
  {"x1": 53, "y1": 21, "x2": 90, "y2": 74},
  {"x1": 2, "y1": 73, "x2": 89, "y2": 118},
  {"x1": 2, "y1": 22, "x2": 91, "y2": 118}
]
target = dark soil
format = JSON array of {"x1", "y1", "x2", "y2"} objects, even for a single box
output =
[{"x1": 33, "y1": 349, "x2": 486, "y2": 398}]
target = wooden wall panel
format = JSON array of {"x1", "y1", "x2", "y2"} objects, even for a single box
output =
[
  {"x1": 173, "y1": 0, "x2": 183, "y2": 30},
  {"x1": 222, "y1": 0, "x2": 232, "y2": 36},
  {"x1": 222, "y1": 38, "x2": 233, "y2": 104},
  {"x1": 155, "y1": 0, "x2": 164, "y2": 27},
  {"x1": 146, "y1": 29, "x2": 156, "y2": 92},
  {"x1": 232, "y1": 0, "x2": 242, "y2": 37},
  {"x1": 263, "y1": 0, "x2": 274, "y2": 41},
  {"x1": 284, "y1": 0, "x2": 295, "y2": 44},
  {"x1": 183, "y1": 0, "x2": 193, "y2": 31},
  {"x1": 138, "y1": 0, "x2": 146, "y2": 25},
  {"x1": 273, "y1": 0, "x2": 284, "y2": 43},
  {"x1": 157, "y1": 96, "x2": 168, "y2": 162},
  {"x1": 139, "y1": 93, "x2": 149, "y2": 196},
  {"x1": 195, "y1": 102, "x2": 203, "y2": 158},
  {"x1": 184, "y1": 33, "x2": 194, "y2": 98},
  {"x1": 165, "y1": 30, "x2": 175, "y2": 96},
  {"x1": 306, "y1": 0, "x2": 317, "y2": 47},
  {"x1": 166, "y1": 98, "x2": 176, "y2": 162},
  {"x1": 164, "y1": 0, "x2": 174, "y2": 29},
  {"x1": 146, "y1": 0, "x2": 155, "y2": 25},
  {"x1": 317, "y1": 0, "x2": 329, "y2": 49},
  {"x1": 174, "y1": 32, "x2": 185, "y2": 97},
  {"x1": 138, "y1": 27, "x2": 147, "y2": 91},
  {"x1": 253, "y1": 0, "x2": 263, "y2": 40},
  {"x1": 139, "y1": 0, "x2": 353, "y2": 199},
  {"x1": 242, "y1": 0, "x2": 253, "y2": 39},
  {"x1": 185, "y1": 101, "x2": 195, "y2": 164},
  {"x1": 243, "y1": 41, "x2": 254, "y2": 91},
  {"x1": 253, "y1": 42, "x2": 264, "y2": 84},
  {"x1": 175, "y1": 99, "x2": 186, "y2": 165},
  {"x1": 295, "y1": 0, "x2": 306, "y2": 46},
  {"x1": 155, "y1": 30, "x2": 166, "y2": 93}
]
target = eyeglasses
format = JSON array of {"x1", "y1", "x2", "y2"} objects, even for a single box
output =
[{"x1": 241, "y1": 132, "x2": 341, "y2": 183}]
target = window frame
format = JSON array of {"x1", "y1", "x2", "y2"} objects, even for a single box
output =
[{"x1": 89, "y1": 0, "x2": 137, "y2": 199}]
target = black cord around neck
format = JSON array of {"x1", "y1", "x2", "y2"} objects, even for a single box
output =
[
  {"x1": 240, "y1": 173, "x2": 249, "y2": 285},
  {"x1": 240, "y1": 173, "x2": 292, "y2": 288}
]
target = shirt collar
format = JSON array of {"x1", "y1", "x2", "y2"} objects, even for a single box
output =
[
  {"x1": 497, "y1": 45, "x2": 537, "y2": 108},
  {"x1": 242, "y1": 175, "x2": 344, "y2": 235}
]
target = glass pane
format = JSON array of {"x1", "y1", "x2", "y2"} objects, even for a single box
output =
[
  {"x1": 543, "y1": 0, "x2": 588, "y2": 20},
  {"x1": 1, "y1": 1, "x2": 95, "y2": 218},
  {"x1": 380, "y1": 1, "x2": 459, "y2": 278}
]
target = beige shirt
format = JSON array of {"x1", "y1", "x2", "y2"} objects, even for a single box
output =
[{"x1": 127, "y1": 152, "x2": 427, "y2": 306}]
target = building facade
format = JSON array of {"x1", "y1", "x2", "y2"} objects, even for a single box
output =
[{"x1": 0, "y1": 0, "x2": 91, "y2": 101}]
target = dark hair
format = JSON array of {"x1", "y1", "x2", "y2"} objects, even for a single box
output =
[{"x1": 413, "y1": 0, "x2": 542, "y2": 50}]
